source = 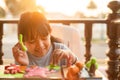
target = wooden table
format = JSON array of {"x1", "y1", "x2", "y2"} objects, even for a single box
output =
[{"x1": 0, "y1": 65, "x2": 106, "y2": 80}]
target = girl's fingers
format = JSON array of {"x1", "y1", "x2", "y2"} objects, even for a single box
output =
[
  {"x1": 51, "y1": 49, "x2": 75, "y2": 66},
  {"x1": 18, "y1": 50, "x2": 24, "y2": 57},
  {"x1": 56, "y1": 51, "x2": 64, "y2": 64},
  {"x1": 67, "y1": 54, "x2": 73, "y2": 66},
  {"x1": 60, "y1": 51, "x2": 74, "y2": 66},
  {"x1": 12, "y1": 46, "x2": 19, "y2": 57},
  {"x1": 52, "y1": 49, "x2": 63, "y2": 65},
  {"x1": 12, "y1": 43, "x2": 25, "y2": 58},
  {"x1": 14, "y1": 43, "x2": 23, "y2": 50}
]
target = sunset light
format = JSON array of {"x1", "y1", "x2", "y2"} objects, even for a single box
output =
[{"x1": 36, "y1": 0, "x2": 111, "y2": 16}]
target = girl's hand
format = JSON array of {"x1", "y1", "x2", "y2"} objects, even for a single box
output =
[
  {"x1": 12, "y1": 43, "x2": 29, "y2": 66},
  {"x1": 51, "y1": 49, "x2": 77, "y2": 66}
]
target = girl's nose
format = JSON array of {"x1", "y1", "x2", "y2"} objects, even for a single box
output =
[{"x1": 35, "y1": 39, "x2": 44, "y2": 48}]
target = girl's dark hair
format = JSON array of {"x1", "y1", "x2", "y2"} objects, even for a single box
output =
[
  {"x1": 18, "y1": 11, "x2": 51, "y2": 41},
  {"x1": 18, "y1": 11, "x2": 63, "y2": 43},
  {"x1": 51, "y1": 35, "x2": 63, "y2": 43}
]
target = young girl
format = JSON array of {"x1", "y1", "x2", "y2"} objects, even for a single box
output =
[{"x1": 12, "y1": 11, "x2": 77, "y2": 67}]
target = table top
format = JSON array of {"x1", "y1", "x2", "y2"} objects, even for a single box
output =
[{"x1": 0, "y1": 65, "x2": 105, "y2": 80}]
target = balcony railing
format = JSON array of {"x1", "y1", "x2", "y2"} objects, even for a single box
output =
[{"x1": 0, "y1": 1, "x2": 120, "y2": 80}]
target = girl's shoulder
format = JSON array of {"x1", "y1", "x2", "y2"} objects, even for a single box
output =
[{"x1": 53, "y1": 42, "x2": 69, "y2": 50}]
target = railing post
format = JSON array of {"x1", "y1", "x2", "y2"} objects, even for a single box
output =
[
  {"x1": 106, "y1": 1, "x2": 120, "y2": 80},
  {"x1": 0, "y1": 22, "x2": 3, "y2": 65},
  {"x1": 84, "y1": 22, "x2": 92, "y2": 63}
]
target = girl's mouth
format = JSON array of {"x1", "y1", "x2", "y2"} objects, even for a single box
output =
[{"x1": 34, "y1": 49, "x2": 45, "y2": 57}]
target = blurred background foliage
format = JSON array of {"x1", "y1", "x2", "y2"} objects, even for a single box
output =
[
  {"x1": 0, "y1": 0, "x2": 119, "y2": 18},
  {"x1": 0, "y1": 0, "x2": 45, "y2": 17},
  {"x1": 4, "y1": 0, "x2": 36, "y2": 16},
  {"x1": 0, "y1": 6, "x2": 6, "y2": 18}
]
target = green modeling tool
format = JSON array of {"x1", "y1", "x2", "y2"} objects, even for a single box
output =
[{"x1": 19, "y1": 34, "x2": 27, "y2": 51}]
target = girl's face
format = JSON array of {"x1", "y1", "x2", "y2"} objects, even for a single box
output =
[{"x1": 24, "y1": 34, "x2": 51, "y2": 57}]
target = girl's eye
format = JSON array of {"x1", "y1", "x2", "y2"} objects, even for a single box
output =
[
  {"x1": 28, "y1": 40, "x2": 35, "y2": 44},
  {"x1": 41, "y1": 37, "x2": 47, "y2": 40}
]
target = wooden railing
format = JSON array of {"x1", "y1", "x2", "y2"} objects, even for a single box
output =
[
  {"x1": 0, "y1": 1, "x2": 120, "y2": 80},
  {"x1": 0, "y1": 19, "x2": 108, "y2": 61}
]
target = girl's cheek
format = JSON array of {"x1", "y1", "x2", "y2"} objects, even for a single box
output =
[{"x1": 25, "y1": 44, "x2": 35, "y2": 50}]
